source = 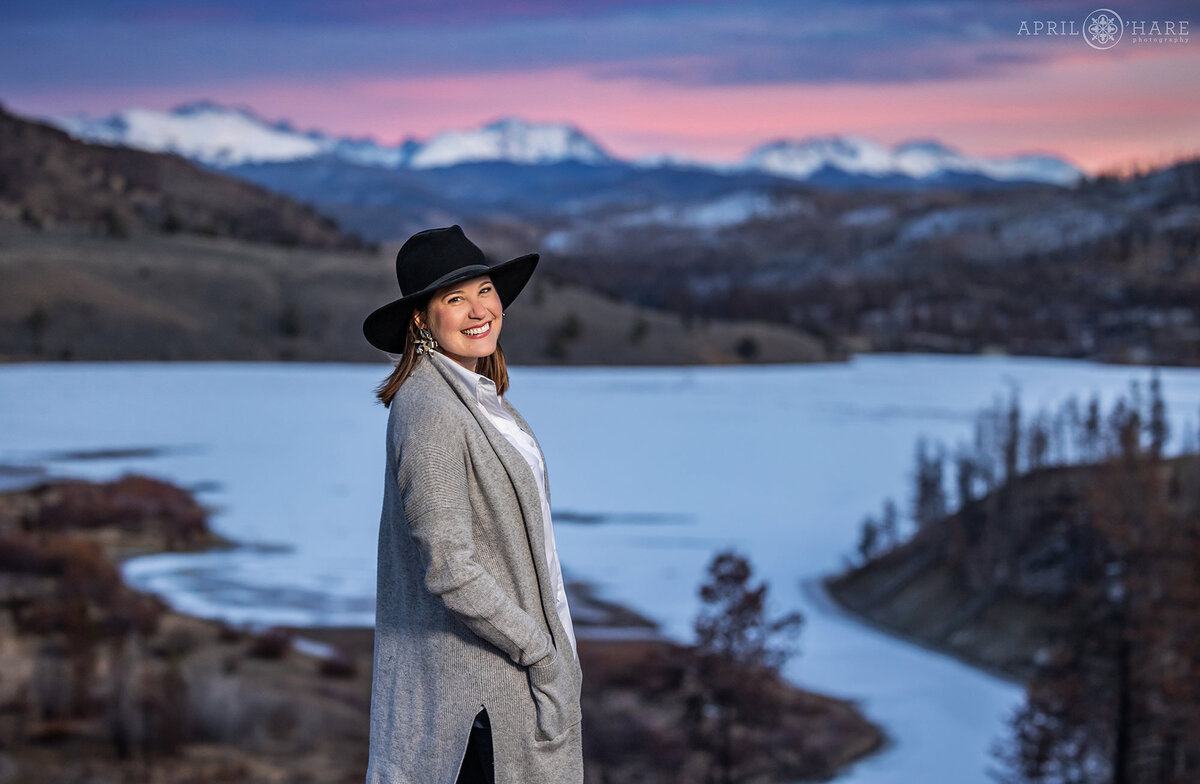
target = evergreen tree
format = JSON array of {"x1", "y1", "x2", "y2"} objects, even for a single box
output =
[
  {"x1": 857, "y1": 516, "x2": 880, "y2": 563},
  {"x1": 1147, "y1": 372, "x2": 1168, "y2": 458},
  {"x1": 994, "y1": 387, "x2": 1200, "y2": 783},
  {"x1": 687, "y1": 550, "x2": 804, "y2": 784},
  {"x1": 1084, "y1": 396, "x2": 1102, "y2": 461},
  {"x1": 955, "y1": 448, "x2": 978, "y2": 509},
  {"x1": 880, "y1": 499, "x2": 900, "y2": 550},
  {"x1": 1003, "y1": 393, "x2": 1022, "y2": 481},
  {"x1": 913, "y1": 438, "x2": 947, "y2": 529}
]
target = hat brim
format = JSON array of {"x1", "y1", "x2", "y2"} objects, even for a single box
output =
[{"x1": 363, "y1": 252, "x2": 539, "y2": 354}]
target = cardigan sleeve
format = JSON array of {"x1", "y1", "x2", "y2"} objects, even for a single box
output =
[{"x1": 396, "y1": 420, "x2": 556, "y2": 668}]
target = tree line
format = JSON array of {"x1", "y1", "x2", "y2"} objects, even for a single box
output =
[{"x1": 855, "y1": 374, "x2": 1200, "y2": 783}]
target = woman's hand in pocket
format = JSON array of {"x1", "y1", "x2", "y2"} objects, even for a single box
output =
[{"x1": 526, "y1": 648, "x2": 580, "y2": 742}]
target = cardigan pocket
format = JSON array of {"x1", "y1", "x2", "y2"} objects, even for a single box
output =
[{"x1": 527, "y1": 648, "x2": 581, "y2": 742}]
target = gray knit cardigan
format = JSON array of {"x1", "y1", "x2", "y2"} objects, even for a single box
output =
[{"x1": 366, "y1": 353, "x2": 584, "y2": 784}]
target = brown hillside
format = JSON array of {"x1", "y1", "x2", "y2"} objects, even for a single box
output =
[
  {"x1": 0, "y1": 223, "x2": 828, "y2": 365},
  {"x1": 0, "y1": 475, "x2": 882, "y2": 783},
  {"x1": 826, "y1": 452, "x2": 1200, "y2": 682},
  {"x1": 0, "y1": 104, "x2": 363, "y2": 249},
  {"x1": 825, "y1": 402, "x2": 1200, "y2": 784}
]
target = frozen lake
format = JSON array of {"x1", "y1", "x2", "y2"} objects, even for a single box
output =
[{"x1": 3, "y1": 354, "x2": 1198, "y2": 783}]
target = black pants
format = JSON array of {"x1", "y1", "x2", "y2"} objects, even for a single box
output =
[{"x1": 456, "y1": 710, "x2": 494, "y2": 784}]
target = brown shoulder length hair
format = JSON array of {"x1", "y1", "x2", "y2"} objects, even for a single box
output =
[{"x1": 374, "y1": 306, "x2": 510, "y2": 407}]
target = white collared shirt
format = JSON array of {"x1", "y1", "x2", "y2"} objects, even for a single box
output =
[{"x1": 431, "y1": 351, "x2": 578, "y2": 664}]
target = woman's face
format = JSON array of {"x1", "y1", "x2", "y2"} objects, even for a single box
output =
[{"x1": 416, "y1": 275, "x2": 503, "y2": 372}]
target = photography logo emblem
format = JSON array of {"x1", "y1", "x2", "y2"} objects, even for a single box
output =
[
  {"x1": 1085, "y1": 8, "x2": 1123, "y2": 49},
  {"x1": 1018, "y1": 6, "x2": 1187, "y2": 47}
]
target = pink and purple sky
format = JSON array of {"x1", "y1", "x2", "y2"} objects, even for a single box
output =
[{"x1": 1, "y1": 0, "x2": 1197, "y2": 174}]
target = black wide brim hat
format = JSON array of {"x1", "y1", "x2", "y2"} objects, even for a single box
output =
[{"x1": 362, "y1": 224, "x2": 539, "y2": 354}]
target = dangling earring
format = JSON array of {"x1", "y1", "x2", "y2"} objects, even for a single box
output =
[{"x1": 414, "y1": 326, "x2": 438, "y2": 355}]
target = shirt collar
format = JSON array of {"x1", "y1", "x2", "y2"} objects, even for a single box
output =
[{"x1": 430, "y1": 350, "x2": 500, "y2": 407}]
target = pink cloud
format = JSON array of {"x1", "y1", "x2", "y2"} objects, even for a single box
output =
[
  {"x1": 11, "y1": 44, "x2": 1196, "y2": 176},
  {"x1": 285, "y1": 47, "x2": 1198, "y2": 174}
]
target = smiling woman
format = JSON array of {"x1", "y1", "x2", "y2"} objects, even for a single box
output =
[
  {"x1": 417, "y1": 276, "x2": 505, "y2": 372},
  {"x1": 365, "y1": 225, "x2": 538, "y2": 403},
  {"x1": 361, "y1": 225, "x2": 583, "y2": 784}
]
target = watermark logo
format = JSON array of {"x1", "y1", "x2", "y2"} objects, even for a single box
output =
[
  {"x1": 1084, "y1": 8, "x2": 1122, "y2": 49},
  {"x1": 1017, "y1": 6, "x2": 1189, "y2": 47}
]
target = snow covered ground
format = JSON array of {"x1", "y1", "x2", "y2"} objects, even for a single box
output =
[{"x1": 3, "y1": 355, "x2": 1198, "y2": 782}]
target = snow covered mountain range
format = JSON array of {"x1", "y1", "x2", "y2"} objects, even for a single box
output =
[{"x1": 52, "y1": 102, "x2": 1082, "y2": 186}]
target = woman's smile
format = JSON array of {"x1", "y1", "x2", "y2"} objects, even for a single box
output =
[
  {"x1": 461, "y1": 320, "x2": 492, "y2": 338},
  {"x1": 418, "y1": 275, "x2": 505, "y2": 372}
]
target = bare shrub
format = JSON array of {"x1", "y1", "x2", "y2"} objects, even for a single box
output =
[{"x1": 247, "y1": 628, "x2": 292, "y2": 660}]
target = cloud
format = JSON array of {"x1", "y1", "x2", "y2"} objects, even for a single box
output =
[{"x1": 0, "y1": 0, "x2": 1194, "y2": 99}]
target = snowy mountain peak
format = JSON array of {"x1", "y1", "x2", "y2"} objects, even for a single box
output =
[
  {"x1": 744, "y1": 134, "x2": 1081, "y2": 185},
  {"x1": 894, "y1": 138, "x2": 953, "y2": 152},
  {"x1": 481, "y1": 116, "x2": 537, "y2": 132},
  {"x1": 52, "y1": 104, "x2": 611, "y2": 170},
  {"x1": 409, "y1": 117, "x2": 612, "y2": 169},
  {"x1": 47, "y1": 101, "x2": 1080, "y2": 186},
  {"x1": 170, "y1": 100, "x2": 245, "y2": 118},
  {"x1": 746, "y1": 135, "x2": 896, "y2": 179},
  {"x1": 55, "y1": 103, "x2": 329, "y2": 166},
  {"x1": 894, "y1": 138, "x2": 960, "y2": 157},
  {"x1": 168, "y1": 102, "x2": 304, "y2": 138}
]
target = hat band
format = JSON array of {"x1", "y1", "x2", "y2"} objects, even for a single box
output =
[{"x1": 403, "y1": 264, "x2": 491, "y2": 296}]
